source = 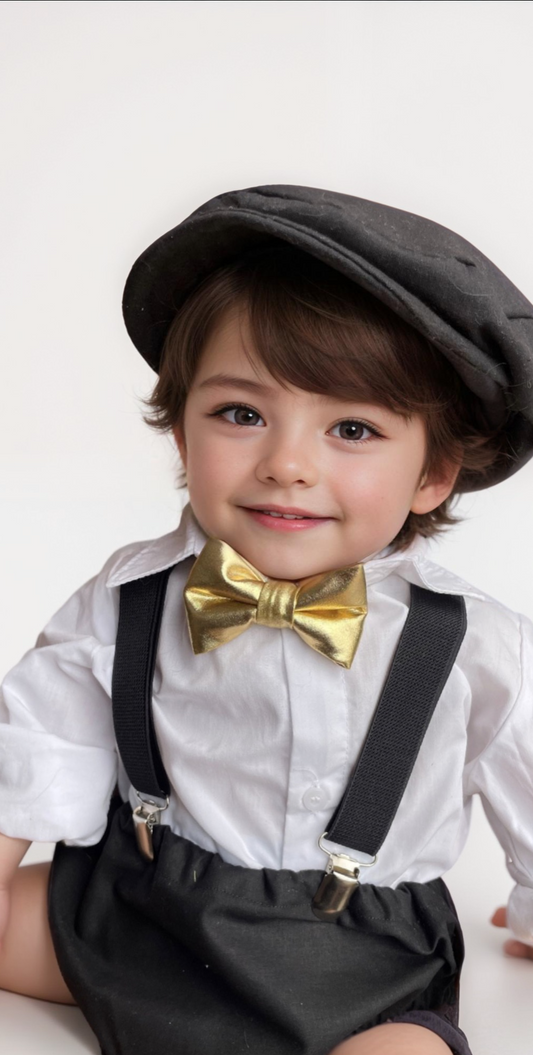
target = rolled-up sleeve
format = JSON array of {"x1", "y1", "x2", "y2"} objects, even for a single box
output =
[
  {"x1": 0, "y1": 555, "x2": 122, "y2": 845},
  {"x1": 464, "y1": 610, "x2": 533, "y2": 945}
]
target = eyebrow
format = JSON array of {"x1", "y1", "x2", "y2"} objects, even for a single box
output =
[
  {"x1": 196, "y1": 372, "x2": 383, "y2": 410},
  {"x1": 196, "y1": 373, "x2": 279, "y2": 396}
]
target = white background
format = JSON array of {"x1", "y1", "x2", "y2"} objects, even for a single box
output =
[{"x1": 1, "y1": 2, "x2": 532, "y2": 1052}]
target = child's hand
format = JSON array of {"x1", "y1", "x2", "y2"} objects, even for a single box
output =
[{"x1": 490, "y1": 906, "x2": 533, "y2": 959}]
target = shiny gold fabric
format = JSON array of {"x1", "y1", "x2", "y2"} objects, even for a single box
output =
[{"x1": 183, "y1": 538, "x2": 367, "y2": 669}]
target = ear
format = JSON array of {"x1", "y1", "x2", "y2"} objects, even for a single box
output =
[
  {"x1": 172, "y1": 422, "x2": 187, "y2": 468},
  {"x1": 410, "y1": 459, "x2": 461, "y2": 515}
]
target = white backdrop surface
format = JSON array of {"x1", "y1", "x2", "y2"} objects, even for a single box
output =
[{"x1": 1, "y1": 2, "x2": 533, "y2": 1052}]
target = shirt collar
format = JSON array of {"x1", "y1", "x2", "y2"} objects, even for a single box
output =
[
  {"x1": 105, "y1": 501, "x2": 209, "y2": 588},
  {"x1": 105, "y1": 500, "x2": 487, "y2": 601},
  {"x1": 362, "y1": 535, "x2": 487, "y2": 599}
]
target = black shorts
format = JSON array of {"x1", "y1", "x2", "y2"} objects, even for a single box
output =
[{"x1": 48, "y1": 796, "x2": 473, "y2": 1055}]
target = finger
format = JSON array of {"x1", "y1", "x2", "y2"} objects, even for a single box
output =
[
  {"x1": 490, "y1": 906, "x2": 507, "y2": 928},
  {"x1": 503, "y1": 939, "x2": 533, "y2": 960}
]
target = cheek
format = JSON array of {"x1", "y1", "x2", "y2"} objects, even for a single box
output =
[
  {"x1": 339, "y1": 455, "x2": 420, "y2": 516},
  {"x1": 186, "y1": 430, "x2": 238, "y2": 496}
]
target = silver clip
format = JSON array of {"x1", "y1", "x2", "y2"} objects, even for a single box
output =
[
  {"x1": 311, "y1": 832, "x2": 377, "y2": 921},
  {"x1": 132, "y1": 791, "x2": 169, "y2": 861}
]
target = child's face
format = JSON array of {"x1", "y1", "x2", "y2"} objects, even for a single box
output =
[{"x1": 173, "y1": 308, "x2": 458, "y2": 580}]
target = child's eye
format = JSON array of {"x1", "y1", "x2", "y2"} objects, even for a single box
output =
[
  {"x1": 329, "y1": 419, "x2": 381, "y2": 444},
  {"x1": 210, "y1": 403, "x2": 265, "y2": 427}
]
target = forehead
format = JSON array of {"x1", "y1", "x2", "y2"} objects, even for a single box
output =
[
  {"x1": 192, "y1": 307, "x2": 291, "y2": 399},
  {"x1": 191, "y1": 307, "x2": 366, "y2": 403},
  {"x1": 194, "y1": 307, "x2": 258, "y2": 371}
]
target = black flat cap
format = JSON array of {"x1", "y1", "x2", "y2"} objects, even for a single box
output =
[{"x1": 123, "y1": 183, "x2": 533, "y2": 488}]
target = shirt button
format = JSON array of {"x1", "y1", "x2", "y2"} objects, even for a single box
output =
[{"x1": 302, "y1": 785, "x2": 329, "y2": 812}]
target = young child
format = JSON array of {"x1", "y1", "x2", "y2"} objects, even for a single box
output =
[{"x1": 0, "y1": 184, "x2": 532, "y2": 1055}]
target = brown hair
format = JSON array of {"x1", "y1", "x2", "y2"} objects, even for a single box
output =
[{"x1": 142, "y1": 244, "x2": 511, "y2": 551}]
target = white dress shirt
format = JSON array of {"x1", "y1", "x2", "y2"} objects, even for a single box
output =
[{"x1": 1, "y1": 502, "x2": 533, "y2": 945}]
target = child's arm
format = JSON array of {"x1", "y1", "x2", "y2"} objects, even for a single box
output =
[
  {"x1": 0, "y1": 550, "x2": 124, "y2": 850},
  {"x1": 464, "y1": 607, "x2": 533, "y2": 957},
  {"x1": 0, "y1": 831, "x2": 31, "y2": 947}
]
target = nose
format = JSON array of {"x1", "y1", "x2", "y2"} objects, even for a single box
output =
[{"x1": 254, "y1": 429, "x2": 319, "y2": 488}]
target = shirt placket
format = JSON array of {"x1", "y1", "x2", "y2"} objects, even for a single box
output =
[{"x1": 279, "y1": 629, "x2": 351, "y2": 871}]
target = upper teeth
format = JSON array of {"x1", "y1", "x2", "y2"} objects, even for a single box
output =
[{"x1": 261, "y1": 510, "x2": 306, "y2": 519}]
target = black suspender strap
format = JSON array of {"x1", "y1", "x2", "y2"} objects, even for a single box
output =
[
  {"x1": 111, "y1": 566, "x2": 176, "y2": 800},
  {"x1": 325, "y1": 584, "x2": 467, "y2": 856},
  {"x1": 312, "y1": 584, "x2": 466, "y2": 920},
  {"x1": 111, "y1": 571, "x2": 467, "y2": 910}
]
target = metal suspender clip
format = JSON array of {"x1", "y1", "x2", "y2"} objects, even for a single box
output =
[
  {"x1": 132, "y1": 791, "x2": 170, "y2": 861},
  {"x1": 312, "y1": 833, "x2": 377, "y2": 922}
]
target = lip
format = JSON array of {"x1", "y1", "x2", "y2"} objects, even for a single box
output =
[
  {"x1": 240, "y1": 505, "x2": 335, "y2": 532},
  {"x1": 242, "y1": 504, "x2": 331, "y2": 518}
]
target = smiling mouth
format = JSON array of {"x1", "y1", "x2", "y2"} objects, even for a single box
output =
[
  {"x1": 242, "y1": 505, "x2": 331, "y2": 520},
  {"x1": 240, "y1": 506, "x2": 334, "y2": 533},
  {"x1": 253, "y1": 510, "x2": 310, "y2": 520}
]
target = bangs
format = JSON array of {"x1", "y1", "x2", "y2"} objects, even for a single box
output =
[{"x1": 236, "y1": 246, "x2": 453, "y2": 418}]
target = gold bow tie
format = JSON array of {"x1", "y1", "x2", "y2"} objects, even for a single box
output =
[{"x1": 183, "y1": 538, "x2": 367, "y2": 669}]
